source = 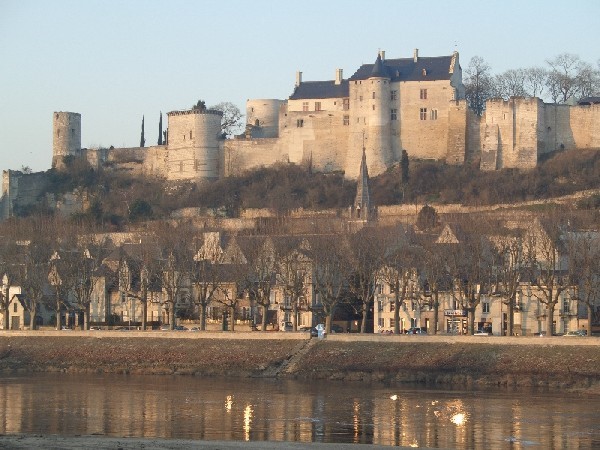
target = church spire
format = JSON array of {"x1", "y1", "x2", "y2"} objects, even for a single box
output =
[{"x1": 353, "y1": 145, "x2": 372, "y2": 220}]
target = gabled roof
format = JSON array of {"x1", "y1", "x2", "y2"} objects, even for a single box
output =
[
  {"x1": 349, "y1": 55, "x2": 455, "y2": 82},
  {"x1": 289, "y1": 80, "x2": 349, "y2": 100}
]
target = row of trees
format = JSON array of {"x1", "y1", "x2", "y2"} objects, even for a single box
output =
[
  {"x1": 464, "y1": 53, "x2": 600, "y2": 115},
  {"x1": 1, "y1": 210, "x2": 598, "y2": 335}
]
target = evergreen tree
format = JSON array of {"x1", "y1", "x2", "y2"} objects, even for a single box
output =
[
  {"x1": 158, "y1": 112, "x2": 163, "y2": 145},
  {"x1": 401, "y1": 150, "x2": 409, "y2": 184},
  {"x1": 140, "y1": 115, "x2": 146, "y2": 148}
]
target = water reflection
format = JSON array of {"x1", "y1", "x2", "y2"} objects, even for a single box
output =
[{"x1": 0, "y1": 374, "x2": 598, "y2": 448}]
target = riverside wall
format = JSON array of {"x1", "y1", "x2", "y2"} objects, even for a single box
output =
[{"x1": 0, "y1": 332, "x2": 599, "y2": 390}]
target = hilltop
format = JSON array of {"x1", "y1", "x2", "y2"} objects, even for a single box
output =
[{"x1": 7, "y1": 147, "x2": 600, "y2": 229}]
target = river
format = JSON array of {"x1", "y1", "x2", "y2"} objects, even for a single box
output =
[{"x1": 0, "y1": 374, "x2": 598, "y2": 448}]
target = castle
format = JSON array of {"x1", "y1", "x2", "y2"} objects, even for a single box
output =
[{"x1": 2, "y1": 49, "x2": 600, "y2": 219}]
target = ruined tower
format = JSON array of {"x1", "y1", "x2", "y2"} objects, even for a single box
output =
[{"x1": 52, "y1": 112, "x2": 81, "y2": 169}]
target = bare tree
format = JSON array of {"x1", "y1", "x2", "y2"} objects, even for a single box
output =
[
  {"x1": 378, "y1": 227, "x2": 419, "y2": 334},
  {"x1": 567, "y1": 231, "x2": 600, "y2": 336},
  {"x1": 492, "y1": 230, "x2": 526, "y2": 336},
  {"x1": 190, "y1": 256, "x2": 223, "y2": 331},
  {"x1": 446, "y1": 223, "x2": 495, "y2": 335},
  {"x1": 277, "y1": 246, "x2": 311, "y2": 331},
  {"x1": 546, "y1": 53, "x2": 583, "y2": 103},
  {"x1": 241, "y1": 237, "x2": 276, "y2": 332},
  {"x1": 419, "y1": 238, "x2": 450, "y2": 335},
  {"x1": 525, "y1": 217, "x2": 571, "y2": 335},
  {"x1": 347, "y1": 228, "x2": 387, "y2": 333},
  {"x1": 309, "y1": 234, "x2": 351, "y2": 334},
  {"x1": 524, "y1": 67, "x2": 548, "y2": 98},
  {"x1": 210, "y1": 102, "x2": 244, "y2": 138},
  {"x1": 464, "y1": 56, "x2": 494, "y2": 116},
  {"x1": 20, "y1": 238, "x2": 54, "y2": 330},
  {"x1": 494, "y1": 69, "x2": 528, "y2": 99}
]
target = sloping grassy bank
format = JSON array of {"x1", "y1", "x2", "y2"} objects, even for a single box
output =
[
  {"x1": 294, "y1": 340, "x2": 600, "y2": 389},
  {"x1": 0, "y1": 334, "x2": 599, "y2": 390}
]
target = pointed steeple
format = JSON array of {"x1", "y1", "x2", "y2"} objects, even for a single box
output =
[{"x1": 353, "y1": 146, "x2": 372, "y2": 220}]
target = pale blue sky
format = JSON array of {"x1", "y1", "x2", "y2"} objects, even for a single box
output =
[{"x1": 1, "y1": 0, "x2": 599, "y2": 172}]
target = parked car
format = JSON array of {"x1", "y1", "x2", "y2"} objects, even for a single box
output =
[
  {"x1": 474, "y1": 330, "x2": 492, "y2": 336},
  {"x1": 407, "y1": 327, "x2": 426, "y2": 334},
  {"x1": 330, "y1": 324, "x2": 344, "y2": 333},
  {"x1": 188, "y1": 327, "x2": 201, "y2": 332},
  {"x1": 174, "y1": 325, "x2": 188, "y2": 331},
  {"x1": 564, "y1": 330, "x2": 586, "y2": 337},
  {"x1": 299, "y1": 326, "x2": 318, "y2": 337}
]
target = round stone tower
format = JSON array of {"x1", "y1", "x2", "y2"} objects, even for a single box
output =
[
  {"x1": 166, "y1": 108, "x2": 223, "y2": 181},
  {"x1": 52, "y1": 112, "x2": 81, "y2": 169},
  {"x1": 246, "y1": 99, "x2": 282, "y2": 138},
  {"x1": 346, "y1": 53, "x2": 392, "y2": 178}
]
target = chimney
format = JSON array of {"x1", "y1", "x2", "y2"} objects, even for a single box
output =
[
  {"x1": 413, "y1": 48, "x2": 419, "y2": 62},
  {"x1": 295, "y1": 71, "x2": 303, "y2": 87},
  {"x1": 335, "y1": 68, "x2": 343, "y2": 85},
  {"x1": 379, "y1": 50, "x2": 385, "y2": 60}
]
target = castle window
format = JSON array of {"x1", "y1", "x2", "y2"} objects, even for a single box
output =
[
  {"x1": 13, "y1": 302, "x2": 17, "y2": 313},
  {"x1": 315, "y1": 102, "x2": 321, "y2": 111},
  {"x1": 430, "y1": 109, "x2": 438, "y2": 120},
  {"x1": 297, "y1": 119, "x2": 304, "y2": 128},
  {"x1": 359, "y1": 95, "x2": 363, "y2": 102},
  {"x1": 420, "y1": 108, "x2": 427, "y2": 120},
  {"x1": 343, "y1": 98, "x2": 349, "y2": 110},
  {"x1": 57, "y1": 130, "x2": 60, "y2": 138},
  {"x1": 391, "y1": 90, "x2": 397, "y2": 100},
  {"x1": 71, "y1": 128, "x2": 75, "y2": 135},
  {"x1": 194, "y1": 159, "x2": 199, "y2": 171},
  {"x1": 302, "y1": 102, "x2": 309, "y2": 112},
  {"x1": 391, "y1": 109, "x2": 397, "y2": 120},
  {"x1": 190, "y1": 130, "x2": 193, "y2": 139},
  {"x1": 372, "y1": 92, "x2": 376, "y2": 99},
  {"x1": 372, "y1": 105, "x2": 375, "y2": 110},
  {"x1": 343, "y1": 115, "x2": 349, "y2": 126},
  {"x1": 179, "y1": 162, "x2": 183, "y2": 172},
  {"x1": 420, "y1": 89, "x2": 428, "y2": 100}
]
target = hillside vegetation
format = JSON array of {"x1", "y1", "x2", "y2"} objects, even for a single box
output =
[{"x1": 24, "y1": 148, "x2": 600, "y2": 227}]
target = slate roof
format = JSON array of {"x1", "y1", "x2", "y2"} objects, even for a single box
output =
[
  {"x1": 289, "y1": 80, "x2": 349, "y2": 100},
  {"x1": 349, "y1": 55, "x2": 455, "y2": 82},
  {"x1": 289, "y1": 53, "x2": 456, "y2": 100},
  {"x1": 578, "y1": 97, "x2": 600, "y2": 105}
]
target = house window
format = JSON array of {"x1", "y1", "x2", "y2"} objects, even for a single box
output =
[
  {"x1": 302, "y1": 102, "x2": 309, "y2": 112},
  {"x1": 430, "y1": 109, "x2": 438, "y2": 120},
  {"x1": 390, "y1": 302, "x2": 395, "y2": 312},
  {"x1": 297, "y1": 119, "x2": 304, "y2": 128},
  {"x1": 343, "y1": 98, "x2": 350, "y2": 110},
  {"x1": 420, "y1": 108, "x2": 427, "y2": 120},
  {"x1": 315, "y1": 102, "x2": 321, "y2": 111},
  {"x1": 391, "y1": 109, "x2": 397, "y2": 120},
  {"x1": 343, "y1": 115, "x2": 349, "y2": 126},
  {"x1": 390, "y1": 318, "x2": 395, "y2": 328},
  {"x1": 482, "y1": 302, "x2": 490, "y2": 314},
  {"x1": 378, "y1": 300, "x2": 383, "y2": 312},
  {"x1": 378, "y1": 318, "x2": 384, "y2": 328},
  {"x1": 391, "y1": 90, "x2": 397, "y2": 100},
  {"x1": 563, "y1": 298, "x2": 570, "y2": 314},
  {"x1": 420, "y1": 89, "x2": 427, "y2": 100}
]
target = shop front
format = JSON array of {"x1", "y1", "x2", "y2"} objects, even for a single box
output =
[{"x1": 444, "y1": 309, "x2": 467, "y2": 334}]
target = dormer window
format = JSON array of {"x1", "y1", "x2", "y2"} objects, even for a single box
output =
[{"x1": 422, "y1": 69, "x2": 427, "y2": 76}]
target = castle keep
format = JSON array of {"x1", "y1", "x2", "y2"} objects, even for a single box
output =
[{"x1": 2, "y1": 49, "x2": 600, "y2": 219}]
